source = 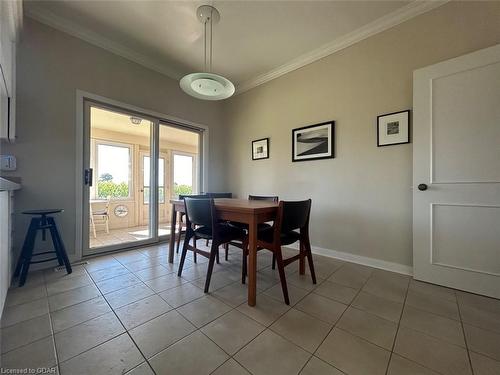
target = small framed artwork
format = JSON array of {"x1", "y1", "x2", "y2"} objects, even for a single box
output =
[
  {"x1": 292, "y1": 121, "x2": 335, "y2": 162},
  {"x1": 252, "y1": 138, "x2": 269, "y2": 160},
  {"x1": 377, "y1": 110, "x2": 410, "y2": 147}
]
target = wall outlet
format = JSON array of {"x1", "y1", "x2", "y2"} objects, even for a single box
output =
[{"x1": 0, "y1": 155, "x2": 16, "y2": 171}]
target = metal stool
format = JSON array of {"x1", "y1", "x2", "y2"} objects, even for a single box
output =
[{"x1": 14, "y1": 209, "x2": 72, "y2": 286}]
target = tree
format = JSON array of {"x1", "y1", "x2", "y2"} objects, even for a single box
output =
[{"x1": 99, "y1": 173, "x2": 113, "y2": 182}]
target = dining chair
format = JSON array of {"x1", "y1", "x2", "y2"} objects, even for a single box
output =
[
  {"x1": 178, "y1": 197, "x2": 246, "y2": 292},
  {"x1": 202, "y1": 192, "x2": 233, "y2": 250},
  {"x1": 175, "y1": 194, "x2": 208, "y2": 257},
  {"x1": 90, "y1": 196, "x2": 111, "y2": 238},
  {"x1": 243, "y1": 199, "x2": 316, "y2": 305}
]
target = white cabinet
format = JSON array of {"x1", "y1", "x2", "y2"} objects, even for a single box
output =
[
  {"x1": 0, "y1": 1, "x2": 22, "y2": 141},
  {"x1": 0, "y1": 190, "x2": 13, "y2": 315}
]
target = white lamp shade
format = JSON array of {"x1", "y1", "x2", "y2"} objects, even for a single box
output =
[{"x1": 180, "y1": 72, "x2": 235, "y2": 100}]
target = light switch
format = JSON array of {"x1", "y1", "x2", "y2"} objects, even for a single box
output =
[{"x1": 0, "y1": 155, "x2": 16, "y2": 171}]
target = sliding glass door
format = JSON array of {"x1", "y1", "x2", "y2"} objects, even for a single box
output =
[{"x1": 82, "y1": 101, "x2": 202, "y2": 256}]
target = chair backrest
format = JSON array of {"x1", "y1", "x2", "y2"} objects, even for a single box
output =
[
  {"x1": 205, "y1": 192, "x2": 232, "y2": 198},
  {"x1": 183, "y1": 197, "x2": 214, "y2": 228},
  {"x1": 248, "y1": 195, "x2": 278, "y2": 202},
  {"x1": 179, "y1": 193, "x2": 208, "y2": 199},
  {"x1": 278, "y1": 199, "x2": 312, "y2": 233}
]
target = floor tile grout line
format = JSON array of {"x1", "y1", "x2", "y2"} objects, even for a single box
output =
[
  {"x1": 456, "y1": 291, "x2": 476, "y2": 375},
  {"x1": 383, "y1": 275, "x2": 410, "y2": 375}
]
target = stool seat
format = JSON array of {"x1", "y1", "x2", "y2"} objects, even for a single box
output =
[{"x1": 23, "y1": 209, "x2": 64, "y2": 215}]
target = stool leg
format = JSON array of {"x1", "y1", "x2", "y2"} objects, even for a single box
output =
[
  {"x1": 14, "y1": 218, "x2": 39, "y2": 286},
  {"x1": 48, "y1": 217, "x2": 72, "y2": 275}
]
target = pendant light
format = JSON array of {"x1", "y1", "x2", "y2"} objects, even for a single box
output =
[{"x1": 180, "y1": 5, "x2": 235, "y2": 100}]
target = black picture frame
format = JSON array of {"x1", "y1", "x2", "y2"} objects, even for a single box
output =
[
  {"x1": 292, "y1": 121, "x2": 335, "y2": 162},
  {"x1": 252, "y1": 137, "x2": 270, "y2": 160},
  {"x1": 377, "y1": 110, "x2": 411, "y2": 147}
]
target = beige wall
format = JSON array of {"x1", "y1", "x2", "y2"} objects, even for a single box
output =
[
  {"x1": 1, "y1": 18, "x2": 225, "y2": 258},
  {"x1": 222, "y1": 1, "x2": 500, "y2": 267}
]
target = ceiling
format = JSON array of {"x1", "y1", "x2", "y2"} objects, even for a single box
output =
[
  {"x1": 24, "y1": 0, "x2": 445, "y2": 93},
  {"x1": 91, "y1": 107, "x2": 199, "y2": 147}
]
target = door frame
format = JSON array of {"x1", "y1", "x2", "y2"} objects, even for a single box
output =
[{"x1": 75, "y1": 90, "x2": 209, "y2": 261}]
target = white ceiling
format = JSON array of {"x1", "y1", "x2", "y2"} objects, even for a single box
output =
[{"x1": 24, "y1": 0, "x2": 446, "y2": 93}]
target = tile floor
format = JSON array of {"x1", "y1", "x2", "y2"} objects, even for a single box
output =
[
  {"x1": 1, "y1": 243, "x2": 499, "y2": 375},
  {"x1": 89, "y1": 224, "x2": 172, "y2": 248}
]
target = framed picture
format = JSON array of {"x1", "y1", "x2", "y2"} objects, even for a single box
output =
[
  {"x1": 292, "y1": 121, "x2": 335, "y2": 162},
  {"x1": 377, "y1": 110, "x2": 410, "y2": 146},
  {"x1": 252, "y1": 138, "x2": 269, "y2": 160}
]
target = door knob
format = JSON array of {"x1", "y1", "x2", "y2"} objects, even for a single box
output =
[{"x1": 417, "y1": 184, "x2": 428, "y2": 191}]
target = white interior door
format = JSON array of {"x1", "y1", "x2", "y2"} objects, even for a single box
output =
[{"x1": 413, "y1": 44, "x2": 500, "y2": 298}]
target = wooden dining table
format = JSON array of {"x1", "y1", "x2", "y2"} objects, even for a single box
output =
[{"x1": 168, "y1": 198, "x2": 278, "y2": 306}]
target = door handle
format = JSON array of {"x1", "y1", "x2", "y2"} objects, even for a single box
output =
[
  {"x1": 418, "y1": 183, "x2": 428, "y2": 191},
  {"x1": 84, "y1": 168, "x2": 93, "y2": 187}
]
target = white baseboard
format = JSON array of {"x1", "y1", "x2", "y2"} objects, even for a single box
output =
[{"x1": 285, "y1": 243, "x2": 413, "y2": 276}]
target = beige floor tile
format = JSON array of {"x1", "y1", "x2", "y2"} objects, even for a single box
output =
[
  {"x1": 362, "y1": 274, "x2": 408, "y2": 303},
  {"x1": 96, "y1": 273, "x2": 141, "y2": 294},
  {"x1": 192, "y1": 271, "x2": 236, "y2": 291},
  {"x1": 409, "y1": 279, "x2": 457, "y2": 302},
  {"x1": 327, "y1": 264, "x2": 372, "y2": 289},
  {"x1": 1, "y1": 297, "x2": 49, "y2": 328},
  {"x1": 1, "y1": 336, "x2": 57, "y2": 371},
  {"x1": 237, "y1": 294, "x2": 291, "y2": 326},
  {"x1": 51, "y1": 296, "x2": 111, "y2": 333},
  {"x1": 271, "y1": 308, "x2": 331, "y2": 353},
  {"x1": 213, "y1": 282, "x2": 251, "y2": 307},
  {"x1": 459, "y1": 303, "x2": 500, "y2": 334},
  {"x1": 129, "y1": 310, "x2": 196, "y2": 358},
  {"x1": 89, "y1": 263, "x2": 130, "y2": 282},
  {"x1": 178, "y1": 263, "x2": 209, "y2": 281},
  {"x1": 125, "y1": 362, "x2": 155, "y2": 375},
  {"x1": 48, "y1": 284, "x2": 100, "y2": 312},
  {"x1": 300, "y1": 356, "x2": 344, "y2": 375},
  {"x1": 1, "y1": 314, "x2": 52, "y2": 354},
  {"x1": 286, "y1": 273, "x2": 322, "y2": 291},
  {"x1": 316, "y1": 327, "x2": 390, "y2": 375},
  {"x1": 46, "y1": 274, "x2": 92, "y2": 296},
  {"x1": 314, "y1": 280, "x2": 358, "y2": 304},
  {"x1": 469, "y1": 352, "x2": 500, "y2": 375},
  {"x1": 202, "y1": 310, "x2": 265, "y2": 355},
  {"x1": 264, "y1": 283, "x2": 310, "y2": 306},
  {"x1": 464, "y1": 324, "x2": 500, "y2": 361},
  {"x1": 144, "y1": 273, "x2": 187, "y2": 293},
  {"x1": 351, "y1": 291, "x2": 403, "y2": 322},
  {"x1": 43, "y1": 265, "x2": 88, "y2": 283},
  {"x1": 400, "y1": 305, "x2": 465, "y2": 347},
  {"x1": 177, "y1": 295, "x2": 232, "y2": 327},
  {"x1": 159, "y1": 282, "x2": 205, "y2": 308},
  {"x1": 115, "y1": 294, "x2": 172, "y2": 329},
  {"x1": 149, "y1": 330, "x2": 228, "y2": 375},
  {"x1": 59, "y1": 333, "x2": 143, "y2": 375},
  {"x1": 405, "y1": 289, "x2": 460, "y2": 320},
  {"x1": 84, "y1": 255, "x2": 122, "y2": 272},
  {"x1": 337, "y1": 307, "x2": 397, "y2": 350},
  {"x1": 234, "y1": 329, "x2": 311, "y2": 375},
  {"x1": 394, "y1": 327, "x2": 471, "y2": 375},
  {"x1": 212, "y1": 359, "x2": 251, "y2": 375},
  {"x1": 5, "y1": 284, "x2": 47, "y2": 307},
  {"x1": 55, "y1": 312, "x2": 125, "y2": 362},
  {"x1": 104, "y1": 283, "x2": 155, "y2": 309},
  {"x1": 387, "y1": 354, "x2": 440, "y2": 375},
  {"x1": 113, "y1": 250, "x2": 149, "y2": 265},
  {"x1": 457, "y1": 292, "x2": 500, "y2": 315},
  {"x1": 124, "y1": 257, "x2": 163, "y2": 273},
  {"x1": 295, "y1": 293, "x2": 347, "y2": 324}
]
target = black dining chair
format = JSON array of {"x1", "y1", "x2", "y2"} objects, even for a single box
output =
[
  {"x1": 175, "y1": 194, "x2": 208, "y2": 257},
  {"x1": 202, "y1": 192, "x2": 233, "y2": 251},
  {"x1": 178, "y1": 197, "x2": 246, "y2": 292},
  {"x1": 242, "y1": 199, "x2": 316, "y2": 305}
]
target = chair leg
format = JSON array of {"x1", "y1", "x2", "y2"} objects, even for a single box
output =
[
  {"x1": 15, "y1": 218, "x2": 39, "y2": 286},
  {"x1": 206, "y1": 239, "x2": 210, "y2": 247},
  {"x1": 272, "y1": 254, "x2": 276, "y2": 269},
  {"x1": 204, "y1": 240, "x2": 219, "y2": 293},
  {"x1": 242, "y1": 250, "x2": 247, "y2": 284},
  {"x1": 216, "y1": 246, "x2": 220, "y2": 264},
  {"x1": 90, "y1": 216, "x2": 97, "y2": 238},
  {"x1": 176, "y1": 218, "x2": 182, "y2": 253},
  {"x1": 178, "y1": 232, "x2": 192, "y2": 277},
  {"x1": 192, "y1": 235, "x2": 197, "y2": 263},
  {"x1": 304, "y1": 239, "x2": 317, "y2": 284},
  {"x1": 105, "y1": 216, "x2": 109, "y2": 234},
  {"x1": 275, "y1": 249, "x2": 290, "y2": 305},
  {"x1": 299, "y1": 241, "x2": 306, "y2": 275},
  {"x1": 48, "y1": 218, "x2": 72, "y2": 274},
  {"x1": 225, "y1": 243, "x2": 229, "y2": 261}
]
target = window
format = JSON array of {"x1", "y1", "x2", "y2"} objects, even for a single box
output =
[
  {"x1": 143, "y1": 156, "x2": 165, "y2": 204},
  {"x1": 172, "y1": 152, "x2": 195, "y2": 197},
  {"x1": 95, "y1": 142, "x2": 132, "y2": 199}
]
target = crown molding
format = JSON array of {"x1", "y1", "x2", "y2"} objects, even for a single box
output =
[
  {"x1": 24, "y1": 4, "x2": 183, "y2": 81},
  {"x1": 235, "y1": 0, "x2": 449, "y2": 94}
]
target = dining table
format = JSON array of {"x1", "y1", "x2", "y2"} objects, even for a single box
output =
[{"x1": 168, "y1": 198, "x2": 278, "y2": 306}]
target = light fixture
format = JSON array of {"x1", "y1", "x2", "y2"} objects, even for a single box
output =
[
  {"x1": 129, "y1": 116, "x2": 142, "y2": 125},
  {"x1": 180, "y1": 5, "x2": 235, "y2": 101}
]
